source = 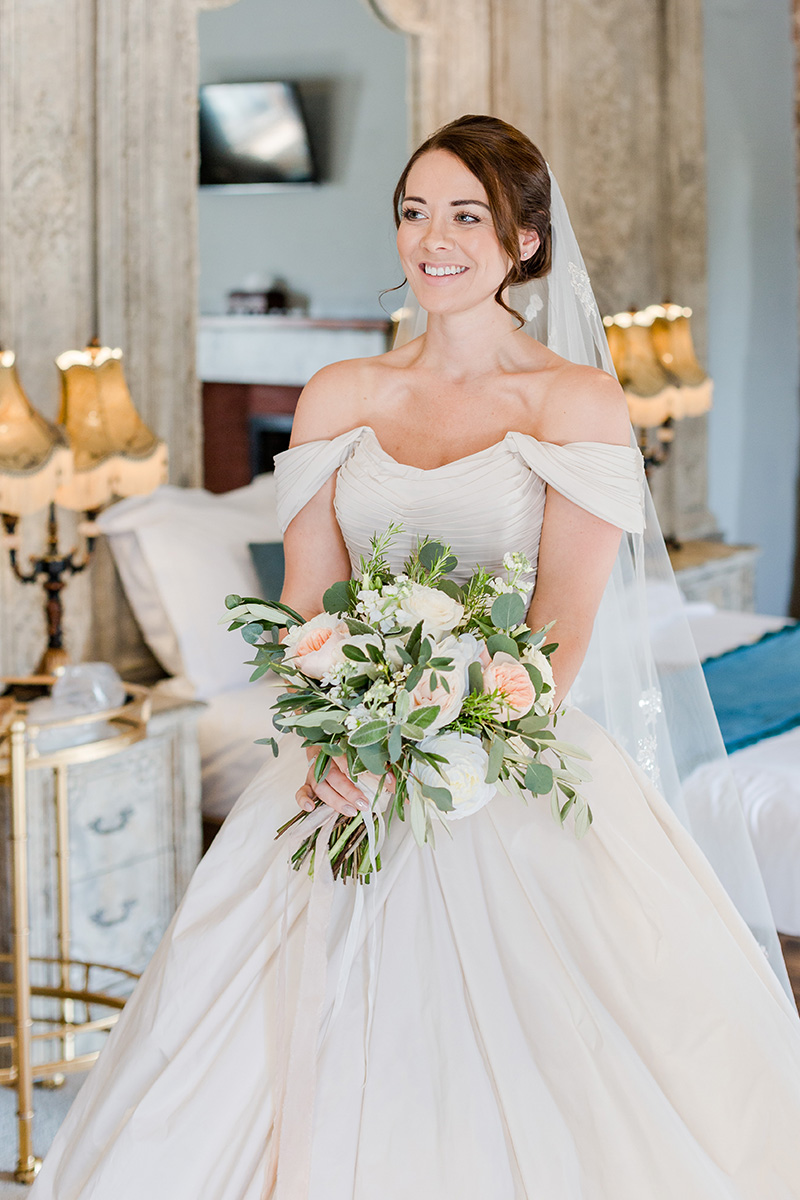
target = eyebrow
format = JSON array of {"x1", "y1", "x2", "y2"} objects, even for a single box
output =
[{"x1": 404, "y1": 195, "x2": 491, "y2": 211}]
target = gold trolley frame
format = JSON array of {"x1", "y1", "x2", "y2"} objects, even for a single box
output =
[{"x1": 0, "y1": 682, "x2": 150, "y2": 1183}]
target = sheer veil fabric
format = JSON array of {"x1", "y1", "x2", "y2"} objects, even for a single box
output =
[{"x1": 394, "y1": 167, "x2": 790, "y2": 995}]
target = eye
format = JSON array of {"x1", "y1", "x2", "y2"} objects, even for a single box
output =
[
  {"x1": 401, "y1": 206, "x2": 425, "y2": 221},
  {"x1": 455, "y1": 210, "x2": 481, "y2": 224}
]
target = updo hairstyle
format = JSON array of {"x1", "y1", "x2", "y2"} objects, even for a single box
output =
[{"x1": 393, "y1": 114, "x2": 552, "y2": 323}]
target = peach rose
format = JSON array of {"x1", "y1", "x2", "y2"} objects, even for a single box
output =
[
  {"x1": 408, "y1": 664, "x2": 467, "y2": 732},
  {"x1": 482, "y1": 651, "x2": 536, "y2": 722},
  {"x1": 286, "y1": 615, "x2": 349, "y2": 679}
]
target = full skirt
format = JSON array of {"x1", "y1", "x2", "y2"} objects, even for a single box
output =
[{"x1": 30, "y1": 707, "x2": 800, "y2": 1199}]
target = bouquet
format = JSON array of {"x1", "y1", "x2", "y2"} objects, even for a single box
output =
[{"x1": 224, "y1": 527, "x2": 592, "y2": 884}]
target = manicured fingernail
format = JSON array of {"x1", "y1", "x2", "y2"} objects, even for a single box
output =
[
  {"x1": 342, "y1": 805, "x2": 358, "y2": 817},
  {"x1": 355, "y1": 798, "x2": 369, "y2": 811},
  {"x1": 303, "y1": 801, "x2": 314, "y2": 812}
]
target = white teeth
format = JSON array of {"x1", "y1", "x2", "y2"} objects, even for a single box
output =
[{"x1": 423, "y1": 264, "x2": 466, "y2": 277}]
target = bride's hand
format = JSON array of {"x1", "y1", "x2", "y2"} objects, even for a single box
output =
[{"x1": 296, "y1": 749, "x2": 371, "y2": 817}]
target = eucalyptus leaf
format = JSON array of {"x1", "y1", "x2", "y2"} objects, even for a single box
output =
[
  {"x1": 548, "y1": 739, "x2": 593, "y2": 761},
  {"x1": 419, "y1": 781, "x2": 453, "y2": 811},
  {"x1": 322, "y1": 579, "x2": 352, "y2": 615},
  {"x1": 574, "y1": 804, "x2": 592, "y2": 839},
  {"x1": 515, "y1": 713, "x2": 550, "y2": 735},
  {"x1": 254, "y1": 736, "x2": 279, "y2": 757},
  {"x1": 388, "y1": 723, "x2": 403, "y2": 763},
  {"x1": 349, "y1": 720, "x2": 390, "y2": 746},
  {"x1": 525, "y1": 761, "x2": 554, "y2": 795},
  {"x1": 485, "y1": 737, "x2": 505, "y2": 785},
  {"x1": 523, "y1": 663, "x2": 543, "y2": 691},
  {"x1": 491, "y1": 591, "x2": 525, "y2": 630},
  {"x1": 357, "y1": 741, "x2": 389, "y2": 774},
  {"x1": 417, "y1": 541, "x2": 446, "y2": 570},
  {"x1": 435, "y1": 578, "x2": 462, "y2": 600},
  {"x1": 486, "y1": 633, "x2": 519, "y2": 658},
  {"x1": 241, "y1": 622, "x2": 265, "y2": 645},
  {"x1": 400, "y1": 721, "x2": 427, "y2": 740},
  {"x1": 410, "y1": 793, "x2": 428, "y2": 846},
  {"x1": 313, "y1": 752, "x2": 331, "y2": 783},
  {"x1": 468, "y1": 661, "x2": 485, "y2": 694}
]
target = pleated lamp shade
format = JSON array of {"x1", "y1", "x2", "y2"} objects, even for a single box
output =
[
  {"x1": 0, "y1": 350, "x2": 73, "y2": 516},
  {"x1": 603, "y1": 306, "x2": 713, "y2": 429},
  {"x1": 54, "y1": 344, "x2": 168, "y2": 511}
]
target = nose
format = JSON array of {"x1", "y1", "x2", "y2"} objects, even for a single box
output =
[{"x1": 420, "y1": 213, "x2": 454, "y2": 253}]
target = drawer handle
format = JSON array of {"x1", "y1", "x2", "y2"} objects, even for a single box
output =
[
  {"x1": 88, "y1": 807, "x2": 135, "y2": 836},
  {"x1": 90, "y1": 899, "x2": 137, "y2": 927}
]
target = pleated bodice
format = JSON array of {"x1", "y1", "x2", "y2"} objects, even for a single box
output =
[{"x1": 274, "y1": 424, "x2": 645, "y2": 590}]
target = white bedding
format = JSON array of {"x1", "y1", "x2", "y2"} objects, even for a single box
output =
[{"x1": 197, "y1": 608, "x2": 800, "y2": 934}]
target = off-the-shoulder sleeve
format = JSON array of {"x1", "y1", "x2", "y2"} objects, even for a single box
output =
[
  {"x1": 273, "y1": 425, "x2": 369, "y2": 533},
  {"x1": 506, "y1": 432, "x2": 645, "y2": 534}
]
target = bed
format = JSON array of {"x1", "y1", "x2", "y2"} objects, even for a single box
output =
[{"x1": 97, "y1": 482, "x2": 800, "y2": 935}]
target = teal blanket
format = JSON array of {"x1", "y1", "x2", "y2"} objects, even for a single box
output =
[{"x1": 702, "y1": 623, "x2": 800, "y2": 753}]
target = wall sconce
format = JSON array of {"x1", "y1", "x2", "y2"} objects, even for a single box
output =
[
  {"x1": 0, "y1": 343, "x2": 167, "y2": 675},
  {"x1": 603, "y1": 303, "x2": 713, "y2": 472}
]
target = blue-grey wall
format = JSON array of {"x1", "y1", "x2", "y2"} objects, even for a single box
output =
[
  {"x1": 198, "y1": 0, "x2": 407, "y2": 318},
  {"x1": 704, "y1": 0, "x2": 799, "y2": 613}
]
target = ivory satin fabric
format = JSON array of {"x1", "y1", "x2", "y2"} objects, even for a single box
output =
[{"x1": 32, "y1": 427, "x2": 800, "y2": 1199}]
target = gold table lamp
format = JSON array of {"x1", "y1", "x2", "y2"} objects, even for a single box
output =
[
  {"x1": 603, "y1": 304, "x2": 713, "y2": 475},
  {"x1": 0, "y1": 343, "x2": 167, "y2": 673}
]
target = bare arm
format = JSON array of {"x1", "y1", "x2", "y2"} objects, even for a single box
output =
[
  {"x1": 277, "y1": 362, "x2": 378, "y2": 816},
  {"x1": 279, "y1": 361, "x2": 365, "y2": 620},
  {"x1": 526, "y1": 491, "x2": 621, "y2": 706},
  {"x1": 526, "y1": 366, "x2": 632, "y2": 707}
]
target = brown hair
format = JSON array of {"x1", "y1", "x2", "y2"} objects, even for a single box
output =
[{"x1": 392, "y1": 114, "x2": 552, "y2": 324}]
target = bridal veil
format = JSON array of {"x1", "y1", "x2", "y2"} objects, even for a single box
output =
[{"x1": 394, "y1": 166, "x2": 791, "y2": 996}]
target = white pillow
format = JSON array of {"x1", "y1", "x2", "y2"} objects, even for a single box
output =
[{"x1": 98, "y1": 475, "x2": 281, "y2": 699}]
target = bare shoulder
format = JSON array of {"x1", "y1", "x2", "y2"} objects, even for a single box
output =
[
  {"x1": 288, "y1": 357, "x2": 378, "y2": 446},
  {"x1": 530, "y1": 357, "x2": 631, "y2": 447}
]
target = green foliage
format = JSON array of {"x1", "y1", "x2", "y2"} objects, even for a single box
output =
[{"x1": 491, "y1": 591, "x2": 525, "y2": 629}]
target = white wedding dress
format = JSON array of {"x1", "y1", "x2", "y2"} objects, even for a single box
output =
[{"x1": 32, "y1": 425, "x2": 800, "y2": 1199}]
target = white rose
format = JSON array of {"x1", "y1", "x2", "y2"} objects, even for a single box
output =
[
  {"x1": 396, "y1": 583, "x2": 464, "y2": 641},
  {"x1": 521, "y1": 645, "x2": 556, "y2": 713},
  {"x1": 410, "y1": 731, "x2": 495, "y2": 820}
]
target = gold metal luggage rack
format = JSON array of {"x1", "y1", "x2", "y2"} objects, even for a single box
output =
[{"x1": 0, "y1": 678, "x2": 150, "y2": 1183}]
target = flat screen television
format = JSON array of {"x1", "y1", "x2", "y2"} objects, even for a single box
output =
[{"x1": 199, "y1": 82, "x2": 318, "y2": 189}]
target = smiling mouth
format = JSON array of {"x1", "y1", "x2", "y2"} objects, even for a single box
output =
[{"x1": 420, "y1": 263, "x2": 468, "y2": 277}]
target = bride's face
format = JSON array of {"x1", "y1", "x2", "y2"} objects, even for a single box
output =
[{"x1": 397, "y1": 149, "x2": 535, "y2": 317}]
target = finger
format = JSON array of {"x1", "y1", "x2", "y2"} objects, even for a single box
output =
[
  {"x1": 323, "y1": 761, "x2": 371, "y2": 808},
  {"x1": 295, "y1": 783, "x2": 316, "y2": 812},
  {"x1": 312, "y1": 774, "x2": 367, "y2": 817}
]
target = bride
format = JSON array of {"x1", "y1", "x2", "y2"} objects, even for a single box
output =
[{"x1": 32, "y1": 115, "x2": 800, "y2": 1199}]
